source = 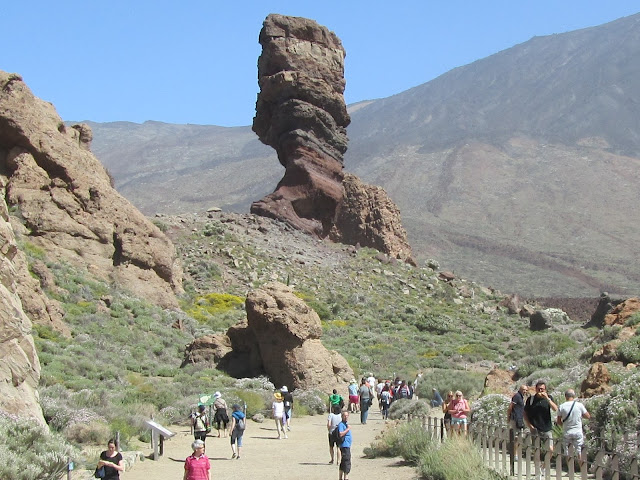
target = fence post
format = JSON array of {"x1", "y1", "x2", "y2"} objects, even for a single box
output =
[
  {"x1": 610, "y1": 453, "x2": 620, "y2": 480},
  {"x1": 594, "y1": 449, "x2": 606, "y2": 480}
]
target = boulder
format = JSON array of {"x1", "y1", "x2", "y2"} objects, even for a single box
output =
[
  {"x1": 580, "y1": 362, "x2": 611, "y2": 397},
  {"x1": 184, "y1": 282, "x2": 354, "y2": 392},
  {"x1": 482, "y1": 367, "x2": 516, "y2": 396},
  {"x1": 603, "y1": 297, "x2": 640, "y2": 326}
]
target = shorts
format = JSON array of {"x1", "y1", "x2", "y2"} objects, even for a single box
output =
[
  {"x1": 328, "y1": 431, "x2": 338, "y2": 447},
  {"x1": 451, "y1": 417, "x2": 467, "y2": 426},
  {"x1": 339, "y1": 447, "x2": 351, "y2": 473},
  {"x1": 534, "y1": 429, "x2": 553, "y2": 447},
  {"x1": 349, "y1": 395, "x2": 359, "y2": 404},
  {"x1": 231, "y1": 429, "x2": 243, "y2": 447}
]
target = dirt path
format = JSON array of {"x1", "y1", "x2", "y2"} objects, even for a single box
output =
[{"x1": 122, "y1": 408, "x2": 419, "y2": 480}]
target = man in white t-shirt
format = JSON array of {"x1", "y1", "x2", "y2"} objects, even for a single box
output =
[{"x1": 556, "y1": 389, "x2": 590, "y2": 456}]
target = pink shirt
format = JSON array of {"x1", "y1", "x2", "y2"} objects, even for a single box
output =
[
  {"x1": 448, "y1": 398, "x2": 470, "y2": 419},
  {"x1": 184, "y1": 454, "x2": 210, "y2": 480}
]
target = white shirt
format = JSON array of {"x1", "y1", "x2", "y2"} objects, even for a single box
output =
[
  {"x1": 272, "y1": 401, "x2": 285, "y2": 418},
  {"x1": 558, "y1": 400, "x2": 588, "y2": 435}
]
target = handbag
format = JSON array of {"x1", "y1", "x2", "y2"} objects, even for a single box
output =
[{"x1": 94, "y1": 466, "x2": 106, "y2": 478}]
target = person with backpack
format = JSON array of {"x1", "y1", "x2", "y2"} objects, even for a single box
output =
[
  {"x1": 229, "y1": 403, "x2": 246, "y2": 459},
  {"x1": 358, "y1": 377, "x2": 373, "y2": 424},
  {"x1": 192, "y1": 404, "x2": 209, "y2": 442},
  {"x1": 327, "y1": 404, "x2": 342, "y2": 464},
  {"x1": 380, "y1": 384, "x2": 391, "y2": 420},
  {"x1": 329, "y1": 388, "x2": 345, "y2": 412},
  {"x1": 337, "y1": 410, "x2": 352, "y2": 480}
]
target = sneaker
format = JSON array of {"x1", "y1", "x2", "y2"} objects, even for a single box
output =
[
  {"x1": 231, "y1": 453, "x2": 236, "y2": 459},
  {"x1": 236, "y1": 456, "x2": 240, "y2": 460},
  {"x1": 287, "y1": 426, "x2": 291, "y2": 431},
  {"x1": 284, "y1": 434, "x2": 288, "y2": 439}
]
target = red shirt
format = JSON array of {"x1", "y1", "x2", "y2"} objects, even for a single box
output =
[{"x1": 184, "y1": 454, "x2": 210, "y2": 480}]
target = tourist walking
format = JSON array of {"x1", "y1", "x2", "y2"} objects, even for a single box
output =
[
  {"x1": 380, "y1": 383, "x2": 391, "y2": 420},
  {"x1": 327, "y1": 404, "x2": 342, "y2": 464},
  {"x1": 229, "y1": 403, "x2": 246, "y2": 459},
  {"x1": 358, "y1": 377, "x2": 373, "y2": 424},
  {"x1": 183, "y1": 439, "x2": 210, "y2": 480},
  {"x1": 338, "y1": 411, "x2": 352, "y2": 480},
  {"x1": 213, "y1": 391, "x2": 229, "y2": 438},
  {"x1": 329, "y1": 388, "x2": 344, "y2": 412},
  {"x1": 272, "y1": 391, "x2": 287, "y2": 439},
  {"x1": 524, "y1": 381, "x2": 558, "y2": 451},
  {"x1": 281, "y1": 386, "x2": 294, "y2": 430},
  {"x1": 192, "y1": 404, "x2": 209, "y2": 442},
  {"x1": 96, "y1": 439, "x2": 124, "y2": 480},
  {"x1": 348, "y1": 379, "x2": 359, "y2": 413},
  {"x1": 556, "y1": 389, "x2": 590, "y2": 456}
]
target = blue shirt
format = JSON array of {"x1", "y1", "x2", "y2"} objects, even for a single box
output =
[{"x1": 338, "y1": 421, "x2": 352, "y2": 448}]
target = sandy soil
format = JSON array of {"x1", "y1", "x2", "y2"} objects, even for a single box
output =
[{"x1": 120, "y1": 408, "x2": 419, "y2": 480}]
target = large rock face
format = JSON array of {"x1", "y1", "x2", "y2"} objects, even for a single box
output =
[
  {"x1": 330, "y1": 174, "x2": 414, "y2": 265},
  {"x1": 251, "y1": 14, "x2": 349, "y2": 237},
  {"x1": 0, "y1": 190, "x2": 45, "y2": 424},
  {"x1": 0, "y1": 72, "x2": 183, "y2": 309},
  {"x1": 183, "y1": 282, "x2": 354, "y2": 392},
  {"x1": 251, "y1": 15, "x2": 413, "y2": 263}
]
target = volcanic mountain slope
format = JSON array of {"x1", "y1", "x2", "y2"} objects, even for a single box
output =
[{"x1": 89, "y1": 13, "x2": 640, "y2": 298}]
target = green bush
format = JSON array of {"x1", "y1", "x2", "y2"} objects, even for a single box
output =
[
  {"x1": 418, "y1": 436, "x2": 502, "y2": 480},
  {"x1": 389, "y1": 399, "x2": 431, "y2": 420},
  {"x1": 0, "y1": 414, "x2": 75, "y2": 480},
  {"x1": 469, "y1": 394, "x2": 510, "y2": 425},
  {"x1": 616, "y1": 334, "x2": 640, "y2": 364},
  {"x1": 415, "y1": 369, "x2": 486, "y2": 400}
]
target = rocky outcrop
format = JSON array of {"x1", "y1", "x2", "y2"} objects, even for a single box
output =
[
  {"x1": 329, "y1": 174, "x2": 414, "y2": 265},
  {"x1": 183, "y1": 282, "x2": 354, "y2": 391},
  {"x1": 251, "y1": 14, "x2": 348, "y2": 237},
  {"x1": 0, "y1": 190, "x2": 45, "y2": 424},
  {"x1": 581, "y1": 362, "x2": 611, "y2": 397},
  {"x1": 251, "y1": 15, "x2": 413, "y2": 263},
  {"x1": 482, "y1": 367, "x2": 516, "y2": 396},
  {"x1": 0, "y1": 71, "x2": 183, "y2": 309}
]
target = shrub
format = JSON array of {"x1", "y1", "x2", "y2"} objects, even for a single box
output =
[
  {"x1": 418, "y1": 436, "x2": 501, "y2": 480},
  {"x1": 616, "y1": 334, "x2": 640, "y2": 364},
  {"x1": 231, "y1": 390, "x2": 269, "y2": 416},
  {"x1": 63, "y1": 421, "x2": 112, "y2": 445},
  {"x1": 0, "y1": 413, "x2": 76, "y2": 480},
  {"x1": 293, "y1": 389, "x2": 327, "y2": 415},
  {"x1": 389, "y1": 399, "x2": 431, "y2": 420},
  {"x1": 470, "y1": 394, "x2": 510, "y2": 425},
  {"x1": 415, "y1": 369, "x2": 486, "y2": 400}
]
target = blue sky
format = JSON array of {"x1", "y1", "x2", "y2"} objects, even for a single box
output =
[{"x1": 4, "y1": 1, "x2": 639, "y2": 126}]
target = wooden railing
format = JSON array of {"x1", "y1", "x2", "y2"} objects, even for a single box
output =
[{"x1": 420, "y1": 417, "x2": 640, "y2": 480}]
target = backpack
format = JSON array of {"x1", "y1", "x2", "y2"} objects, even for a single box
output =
[
  {"x1": 236, "y1": 417, "x2": 246, "y2": 431},
  {"x1": 331, "y1": 424, "x2": 343, "y2": 446},
  {"x1": 380, "y1": 390, "x2": 391, "y2": 405},
  {"x1": 398, "y1": 386, "x2": 409, "y2": 399},
  {"x1": 194, "y1": 413, "x2": 207, "y2": 431}
]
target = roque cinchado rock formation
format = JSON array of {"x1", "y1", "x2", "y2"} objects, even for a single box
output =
[
  {"x1": 183, "y1": 282, "x2": 354, "y2": 392},
  {"x1": 252, "y1": 14, "x2": 413, "y2": 264}
]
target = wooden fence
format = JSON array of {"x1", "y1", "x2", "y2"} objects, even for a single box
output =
[{"x1": 420, "y1": 417, "x2": 640, "y2": 480}]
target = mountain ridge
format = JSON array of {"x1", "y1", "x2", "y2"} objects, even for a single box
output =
[{"x1": 88, "y1": 12, "x2": 640, "y2": 298}]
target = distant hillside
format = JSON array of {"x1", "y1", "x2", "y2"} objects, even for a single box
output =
[{"x1": 88, "y1": 13, "x2": 640, "y2": 298}]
